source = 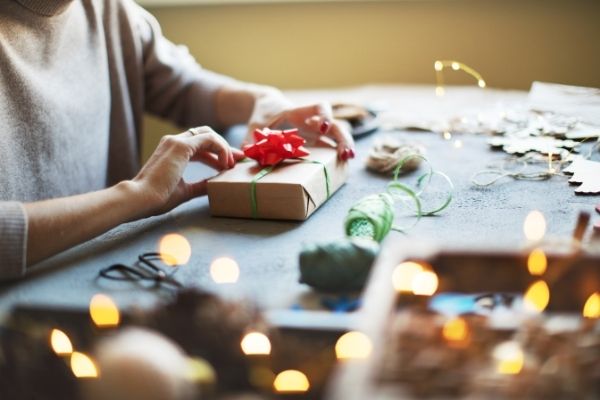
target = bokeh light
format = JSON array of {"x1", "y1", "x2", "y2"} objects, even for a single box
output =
[
  {"x1": 583, "y1": 292, "x2": 600, "y2": 319},
  {"x1": 185, "y1": 357, "x2": 216, "y2": 384},
  {"x1": 527, "y1": 248, "x2": 547, "y2": 276},
  {"x1": 241, "y1": 332, "x2": 271, "y2": 355},
  {"x1": 210, "y1": 257, "x2": 240, "y2": 284},
  {"x1": 523, "y1": 280, "x2": 550, "y2": 313},
  {"x1": 273, "y1": 370, "x2": 310, "y2": 393},
  {"x1": 411, "y1": 270, "x2": 439, "y2": 296},
  {"x1": 159, "y1": 233, "x2": 192, "y2": 266},
  {"x1": 70, "y1": 352, "x2": 98, "y2": 378},
  {"x1": 442, "y1": 317, "x2": 469, "y2": 345},
  {"x1": 392, "y1": 261, "x2": 424, "y2": 292},
  {"x1": 89, "y1": 294, "x2": 120, "y2": 328},
  {"x1": 50, "y1": 328, "x2": 73, "y2": 356},
  {"x1": 523, "y1": 210, "x2": 546, "y2": 242},
  {"x1": 335, "y1": 331, "x2": 372, "y2": 360},
  {"x1": 493, "y1": 341, "x2": 524, "y2": 375}
]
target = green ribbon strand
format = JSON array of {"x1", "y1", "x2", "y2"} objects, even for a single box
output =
[
  {"x1": 250, "y1": 166, "x2": 273, "y2": 219},
  {"x1": 308, "y1": 160, "x2": 331, "y2": 199}
]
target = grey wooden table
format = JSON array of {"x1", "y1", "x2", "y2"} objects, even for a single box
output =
[{"x1": 1, "y1": 85, "x2": 598, "y2": 320}]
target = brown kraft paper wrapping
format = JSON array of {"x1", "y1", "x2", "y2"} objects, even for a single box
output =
[{"x1": 207, "y1": 147, "x2": 348, "y2": 220}]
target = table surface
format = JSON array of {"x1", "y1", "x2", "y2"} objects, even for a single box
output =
[{"x1": 1, "y1": 85, "x2": 599, "y2": 319}]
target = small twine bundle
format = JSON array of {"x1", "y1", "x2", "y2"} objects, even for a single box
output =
[{"x1": 366, "y1": 136, "x2": 425, "y2": 174}]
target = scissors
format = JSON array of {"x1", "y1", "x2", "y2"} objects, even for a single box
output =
[{"x1": 99, "y1": 252, "x2": 183, "y2": 288}]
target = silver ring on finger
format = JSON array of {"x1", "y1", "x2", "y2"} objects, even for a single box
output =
[{"x1": 188, "y1": 127, "x2": 204, "y2": 136}]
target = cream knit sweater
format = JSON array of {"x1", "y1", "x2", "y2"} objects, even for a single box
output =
[{"x1": 0, "y1": 0, "x2": 233, "y2": 279}]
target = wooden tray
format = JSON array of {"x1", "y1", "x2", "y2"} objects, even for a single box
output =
[{"x1": 326, "y1": 241, "x2": 600, "y2": 400}]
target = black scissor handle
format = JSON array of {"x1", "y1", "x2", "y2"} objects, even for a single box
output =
[{"x1": 99, "y1": 263, "x2": 152, "y2": 281}]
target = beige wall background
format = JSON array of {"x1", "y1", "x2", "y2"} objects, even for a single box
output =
[{"x1": 141, "y1": 0, "x2": 600, "y2": 159}]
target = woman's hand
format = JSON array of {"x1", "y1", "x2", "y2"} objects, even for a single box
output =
[
  {"x1": 248, "y1": 95, "x2": 356, "y2": 161},
  {"x1": 132, "y1": 127, "x2": 244, "y2": 218}
]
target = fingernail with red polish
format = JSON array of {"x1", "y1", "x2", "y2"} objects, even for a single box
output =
[
  {"x1": 340, "y1": 148, "x2": 350, "y2": 161},
  {"x1": 348, "y1": 148, "x2": 355, "y2": 159},
  {"x1": 319, "y1": 120, "x2": 331, "y2": 135}
]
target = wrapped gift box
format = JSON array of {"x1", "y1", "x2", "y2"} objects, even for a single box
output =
[{"x1": 207, "y1": 147, "x2": 347, "y2": 220}]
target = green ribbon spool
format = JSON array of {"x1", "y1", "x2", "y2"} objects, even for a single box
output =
[
  {"x1": 249, "y1": 160, "x2": 331, "y2": 219},
  {"x1": 345, "y1": 154, "x2": 454, "y2": 242},
  {"x1": 345, "y1": 193, "x2": 396, "y2": 242}
]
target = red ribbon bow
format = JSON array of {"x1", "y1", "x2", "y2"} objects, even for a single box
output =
[{"x1": 243, "y1": 128, "x2": 310, "y2": 167}]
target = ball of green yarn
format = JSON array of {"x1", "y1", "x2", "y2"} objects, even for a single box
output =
[
  {"x1": 299, "y1": 238, "x2": 380, "y2": 292},
  {"x1": 345, "y1": 193, "x2": 395, "y2": 242}
]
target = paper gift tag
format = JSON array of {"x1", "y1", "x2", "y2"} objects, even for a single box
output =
[
  {"x1": 488, "y1": 136, "x2": 579, "y2": 158},
  {"x1": 563, "y1": 158, "x2": 600, "y2": 194}
]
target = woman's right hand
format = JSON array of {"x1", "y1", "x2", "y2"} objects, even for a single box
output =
[{"x1": 131, "y1": 126, "x2": 245, "y2": 218}]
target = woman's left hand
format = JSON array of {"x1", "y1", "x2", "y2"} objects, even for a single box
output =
[{"x1": 248, "y1": 95, "x2": 355, "y2": 161}]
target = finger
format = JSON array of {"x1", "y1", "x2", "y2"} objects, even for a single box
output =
[
  {"x1": 186, "y1": 128, "x2": 232, "y2": 170},
  {"x1": 268, "y1": 103, "x2": 332, "y2": 130},
  {"x1": 327, "y1": 120, "x2": 356, "y2": 160},
  {"x1": 191, "y1": 151, "x2": 222, "y2": 170},
  {"x1": 292, "y1": 102, "x2": 333, "y2": 121},
  {"x1": 304, "y1": 115, "x2": 333, "y2": 136},
  {"x1": 232, "y1": 148, "x2": 246, "y2": 161},
  {"x1": 186, "y1": 179, "x2": 208, "y2": 200}
]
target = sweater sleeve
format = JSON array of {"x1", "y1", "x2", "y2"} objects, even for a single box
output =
[
  {"x1": 129, "y1": 2, "x2": 236, "y2": 130},
  {"x1": 0, "y1": 201, "x2": 27, "y2": 280}
]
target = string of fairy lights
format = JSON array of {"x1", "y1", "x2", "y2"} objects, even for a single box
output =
[{"x1": 434, "y1": 59, "x2": 487, "y2": 97}]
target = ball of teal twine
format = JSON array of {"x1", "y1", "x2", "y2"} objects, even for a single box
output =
[{"x1": 299, "y1": 238, "x2": 380, "y2": 291}]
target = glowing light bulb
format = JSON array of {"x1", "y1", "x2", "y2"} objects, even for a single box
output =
[
  {"x1": 273, "y1": 370, "x2": 310, "y2": 393},
  {"x1": 392, "y1": 261, "x2": 424, "y2": 292},
  {"x1": 241, "y1": 332, "x2": 271, "y2": 355},
  {"x1": 442, "y1": 317, "x2": 469, "y2": 344},
  {"x1": 527, "y1": 248, "x2": 547, "y2": 276},
  {"x1": 478, "y1": 79, "x2": 486, "y2": 88},
  {"x1": 451, "y1": 62, "x2": 460, "y2": 70},
  {"x1": 453, "y1": 139, "x2": 463, "y2": 149},
  {"x1": 70, "y1": 352, "x2": 98, "y2": 378},
  {"x1": 50, "y1": 329, "x2": 73, "y2": 356},
  {"x1": 583, "y1": 292, "x2": 600, "y2": 319},
  {"x1": 89, "y1": 294, "x2": 120, "y2": 328},
  {"x1": 435, "y1": 86, "x2": 445, "y2": 97},
  {"x1": 411, "y1": 270, "x2": 439, "y2": 296},
  {"x1": 523, "y1": 280, "x2": 550, "y2": 313},
  {"x1": 210, "y1": 257, "x2": 240, "y2": 283},
  {"x1": 434, "y1": 61, "x2": 443, "y2": 71},
  {"x1": 443, "y1": 131, "x2": 452, "y2": 140},
  {"x1": 493, "y1": 341, "x2": 524, "y2": 375},
  {"x1": 523, "y1": 210, "x2": 546, "y2": 242},
  {"x1": 335, "y1": 331, "x2": 372, "y2": 360},
  {"x1": 158, "y1": 233, "x2": 191, "y2": 266}
]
